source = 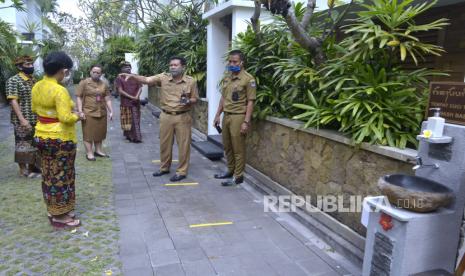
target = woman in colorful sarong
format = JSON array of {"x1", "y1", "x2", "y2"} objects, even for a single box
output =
[{"x1": 32, "y1": 51, "x2": 81, "y2": 228}]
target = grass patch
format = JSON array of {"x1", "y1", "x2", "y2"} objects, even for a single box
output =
[{"x1": 0, "y1": 123, "x2": 121, "y2": 275}]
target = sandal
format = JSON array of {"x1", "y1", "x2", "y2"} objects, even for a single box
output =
[
  {"x1": 27, "y1": 172, "x2": 41, "y2": 178},
  {"x1": 50, "y1": 217, "x2": 81, "y2": 229},
  {"x1": 47, "y1": 212, "x2": 76, "y2": 221},
  {"x1": 49, "y1": 217, "x2": 81, "y2": 229}
]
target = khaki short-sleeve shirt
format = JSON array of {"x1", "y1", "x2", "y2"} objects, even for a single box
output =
[
  {"x1": 76, "y1": 78, "x2": 110, "y2": 117},
  {"x1": 152, "y1": 73, "x2": 199, "y2": 112},
  {"x1": 221, "y1": 70, "x2": 256, "y2": 114}
]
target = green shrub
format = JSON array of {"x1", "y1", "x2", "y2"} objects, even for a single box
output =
[
  {"x1": 293, "y1": 0, "x2": 448, "y2": 148},
  {"x1": 235, "y1": 0, "x2": 448, "y2": 148},
  {"x1": 40, "y1": 39, "x2": 63, "y2": 60},
  {"x1": 74, "y1": 36, "x2": 135, "y2": 85},
  {"x1": 0, "y1": 20, "x2": 19, "y2": 100},
  {"x1": 96, "y1": 36, "x2": 136, "y2": 83}
]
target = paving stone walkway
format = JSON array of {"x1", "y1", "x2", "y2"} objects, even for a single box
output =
[{"x1": 110, "y1": 100, "x2": 356, "y2": 276}]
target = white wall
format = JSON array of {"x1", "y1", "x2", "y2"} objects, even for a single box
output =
[
  {"x1": 231, "y1": 7, "x2": 252, "y2": 38},
  {"x1": 0, "y1": 0, "x2": 45, "y2": 41},
  {"x1": 204, "y1": 1, "x2": 274, "y2": 135},
  {"x1": 206, "y1": 17, "x2": 230, "y2": 135},
  {"x1": 16, "y1": 0, "x2": 43, "y2": 39}
]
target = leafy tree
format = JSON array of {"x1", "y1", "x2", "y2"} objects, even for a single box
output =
[
  {"x1": 0, "y1": 0, "x2": 24, "y2": 11},
  {"x1": 78, "y1": 0, "x2": 135, "y2": 42},
  {"x1": 249, "y1": 0, "x2": 358, "y2": 65},
  {"x1": 95, "y1": 35, "x2": 136, "y2": 83},
  {"x1": 137, "y1": 3, "x2": 207, "y2": 96},
  {"x1": 53, "y1": 12, "x2": 100, "y2": 66},
  {"x1": 235, "y1": 3, "x2": 316, "y2": 118}
]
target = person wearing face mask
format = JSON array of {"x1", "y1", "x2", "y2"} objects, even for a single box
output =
[
  {"x1": 119, "y1": 56, "x2": 199, "y2": 182},
  {"x1": 75, "y1": 65, "x2": 113, "y2": 161},
  {"x1": 5, "y1": 55, "x2": 41, "y2": 178},
  {"x1": 213, "y1": 50, "x2": 256, "y2": 186},
  {"x1": 31, "y1": 51, "x2": 82, "y2": 228},
  {"x1": 114, "y1": 61, "x2": 143, "y2": 143}
]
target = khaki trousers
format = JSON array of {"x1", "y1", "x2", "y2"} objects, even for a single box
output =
[
  {"x1": 159, "y1": 112, "x2": 192, "y2": 175},
  {"x1": 222, "y1": 114, "x2": 247, "y2": 178}
]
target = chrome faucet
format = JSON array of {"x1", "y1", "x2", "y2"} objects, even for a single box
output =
[{"x1": 412, "y1": 156, "x2": 439, "y2": 170}]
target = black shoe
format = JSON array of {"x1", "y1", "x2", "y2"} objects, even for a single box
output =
[
  {"x1": 170, "y1": 174, "x2": 186, "y2": 182},
  {"x1": 214, "y1": 171, "x2": 233, "y2": 179},
  {"x1": 94, "y1": 151, "x2": 110, "y2": 158},
  {"x1": 153, "y1": 170, "x2": 170, "y2": 177},
  {"x1": 86, "y1": 155, "x2": 96, "y2": 161},
  {"x1": 221, "y1": 176, "x2": 244, "y2": 186}
]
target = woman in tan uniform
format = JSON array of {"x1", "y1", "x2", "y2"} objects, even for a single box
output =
[{"x1": 76, "y1": 65, "x2": 113, "y2": 161}]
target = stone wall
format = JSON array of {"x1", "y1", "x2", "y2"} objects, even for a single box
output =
[
  {"x1": 148, "y1": 86, "x2": 209, "y2": 135},
  {"x1": 246, "y1": 117, "x2": 416, "y2": 236},
  {"x1": 191, "y1": 99, "x2": 208, "y2": 134},
  {"x1": 148, "y1": 86, "x2": 161, "y2": 107}
]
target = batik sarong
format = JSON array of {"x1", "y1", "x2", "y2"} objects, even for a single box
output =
[
  {"x1": 35, "y1": 138, "x2": 76, "y2": 216},
  {"x1": 121, "y1": 106, "x2": 142, "y2": 142}
]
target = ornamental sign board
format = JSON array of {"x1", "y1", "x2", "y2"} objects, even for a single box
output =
[{"x1": 427, "y1": 82, "x2": 465, "y2": 126}]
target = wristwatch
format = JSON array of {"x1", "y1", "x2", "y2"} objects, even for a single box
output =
[{"x1": 243, "y1": 120, "x2": 249, "y2": 125}]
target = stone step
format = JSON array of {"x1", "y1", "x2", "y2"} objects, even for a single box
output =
[
  {"x1": 207, "y1": 134, "x2": 223, "y2": 149},
  {"x1": 192, "y1": 141, "x2": 224, "y2": 160}
]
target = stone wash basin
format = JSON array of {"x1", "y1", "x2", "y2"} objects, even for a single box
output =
[{"x1": 378, "y1": 174, "x2": 454, "y2": 212}]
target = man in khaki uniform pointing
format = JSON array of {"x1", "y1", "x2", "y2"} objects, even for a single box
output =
[
  {"x1": 213, "y1": 50, "x2": 256, "y2": 186},
  {"x1": 120, "y1": 56, "x2": 199, "y2": 182}
]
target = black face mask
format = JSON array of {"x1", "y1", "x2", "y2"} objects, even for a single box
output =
[{"x1": 21, "y1": 67, "x2": 34, "y2": 75}]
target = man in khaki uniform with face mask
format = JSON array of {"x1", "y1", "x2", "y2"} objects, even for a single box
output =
[
  {"x1": 213, "y1": 50, "x2": 256, "y2": 186},
  {"x1": 120, "y1": 56, "x2": 198, "y2": 182}
]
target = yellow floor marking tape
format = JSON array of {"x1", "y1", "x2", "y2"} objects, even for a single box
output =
[
  {"x1": 164, "y1": 182, "x2": 199, "y2": 186},
  {"x1": 189, "y1": 221, "x2": 234, "y2": 228}
]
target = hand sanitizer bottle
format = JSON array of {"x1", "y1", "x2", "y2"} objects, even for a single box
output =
[{"x1": 427, "y1": 108, "x2": 445, "y2": 138}]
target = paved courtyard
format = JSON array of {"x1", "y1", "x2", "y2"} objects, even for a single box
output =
[
  {"x1": 110, "y1": 101, "x2": 356, "y2": 276},
  {"x1": 0, "y1": 96, "x2": 359, "y2": 275}
]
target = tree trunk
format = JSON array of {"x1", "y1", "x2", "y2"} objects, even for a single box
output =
[
  {"x1": 251, "y1": 0, "x2": 261, "y2": 40},
  {"x1": 284, "y1": 7, "x2": 325, "y2": 64}
]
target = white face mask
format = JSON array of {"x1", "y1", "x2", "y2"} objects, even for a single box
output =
[
  {"x1": 59, "y1": 69, "x2": 71, "y2": 85},
  {"x1": 91, "y1": 75, "x2": 101, "y2": 81},
  {"x1": 60, "y1": 75, "x2": 71, "y2": 85}
]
